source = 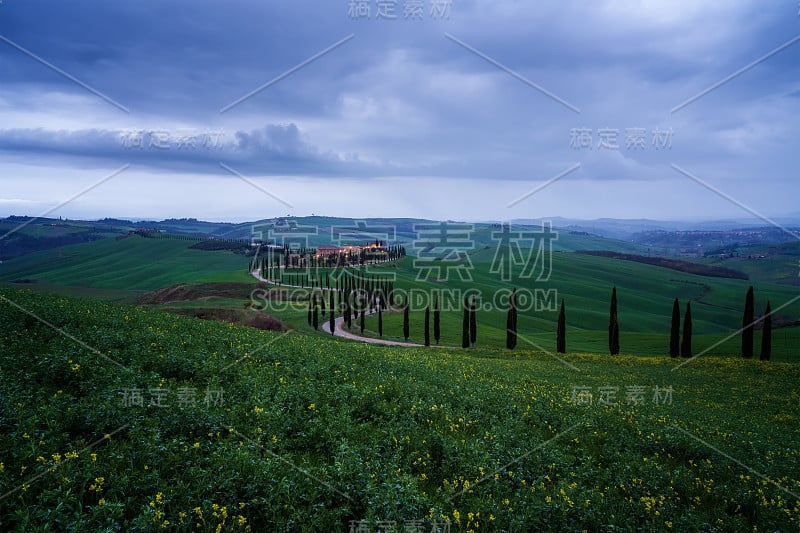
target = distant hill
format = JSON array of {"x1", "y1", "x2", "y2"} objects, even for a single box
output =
[
  {"x1": 1, "y1": 215, "x2": 651, "y2": 260},
  {"x1": 3, "y1": 214, "x2": 799, "y2": 265},
  {"x1": 576, "y1": 250, "x2": 749, "y2": 280}
]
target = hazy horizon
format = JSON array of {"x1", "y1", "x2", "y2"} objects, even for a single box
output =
[{"x1": 5, "y1": 212, "x2": 800, "y2": 230}]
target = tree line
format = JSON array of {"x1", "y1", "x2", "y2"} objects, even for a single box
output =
[
  {"x1": 328, "y1": 284, "x2": 777, "y2": 361},
  {"x1": 250, "y1": 245, "x2": 406, "y2": 285}
]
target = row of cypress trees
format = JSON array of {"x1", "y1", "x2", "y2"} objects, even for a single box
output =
[
  {"x1": 418, "y1": 284, "x2": 775, "y2": 360},
  {"x1": 252, "y1": 243, "x2": 406, "y2": 272},
  {"x1": 404, "y1": 296, "x2": 442, "y2": 347},
  {"x1": 648, "y1": 285, "x2": 774, "y2": 361},
  {"x1": 314, "y1": 282, "x2": 776, "y2": 360},
  {"x1": 504, "y1": 289, "x2": 566, "y2": 353},
  {"x1": 669, "y1": 286, "x2": 772, "y2": 360}
]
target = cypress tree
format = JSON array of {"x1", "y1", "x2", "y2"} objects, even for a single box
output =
[
  {"x1": 378, "y1": 304, "x2": 383, "y2": 337},
  {"x1": 329, "y1": 291, "x2": 335, "y2": 336},
  {"x1": 609, "y1": 287, "x2": 620, "y2": 355},
  {"x1": 307, "y1": 297, "x2": 312, "y2": 326},
  {"x1": 403, "y1": 296, "x2": 410, "y2": 341},
  {"x1": 669, "y1": 298, "x2": 680, "y2": 358},
  {"x1": 469, "y1": 296, "x2": 477, "y2": 346},
  {"x1": 557, "y1": 299, "x2": 566, "y2": 354},
  {"x1": 742, "y1": 285, "x2": 754, "y2": 358},
  {"x1": 344, "y1": 291, "x2": 352, "y2": 329},
  {"x1": 680, "y1": 300, "x2": 692, "y2": 358},
  {"x1": 433, "y1": 294, "x2": 441, "y2": 345},
  {"x1": 360, "y1": 302, "x2": 365, "y2": 334},
  {"x1": 424, "y1": 305, "x2": 430, "y2": 347},
  {"x1": 312, "y1": 295, "x2": 319, "y2": 331},
  {"x1": 760, "y1": 301, "x2": 772, "y2": 361},
  {"x1": 461, "y1": 297, "x2": 470, "y2": 348}
]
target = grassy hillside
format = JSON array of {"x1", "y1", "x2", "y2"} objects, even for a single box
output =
[
  {"x1": 1, "y1": 288, "x2": 798, "y2": 531},
  {"x1": 0, "y1": 236, "x2": 252, "y2": 295},
  {"x1": 3, "y1": 233, "x2": 799, "y2": 360},
  {"x1": 700, "y1": 241, "x2": 800, "y2": 286},
  {"x1": 0, "y1": 218, "x2": 120, "y2": 260},
  {"x1": 350, "y1": 250, "x2": 800, "y2": 360}
]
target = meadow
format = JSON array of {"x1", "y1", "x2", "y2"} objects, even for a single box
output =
[
  {"x1": 280, "y1": 248, "x2": 800, "y2": 360},
  {"x1": 0, "y1": 236, "x2": 253, "y2": 296},
  {"x1": 5, "y1": 234, "x2": 799, "y2": 359},
  {"x1": 2, "y1": 230, "x2": 799, "y2": 531},
  {"x1": 1, "y1": 287, "x2": 799, "y2": 531}
]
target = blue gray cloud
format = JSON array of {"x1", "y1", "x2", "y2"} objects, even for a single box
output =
[{"x1": 0, "y1": 0, "x2": 798, "y2": 220}]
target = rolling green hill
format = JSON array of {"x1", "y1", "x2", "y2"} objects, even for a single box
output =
[
  {"x1": 0, "y1": 236, "x2": 252, "y2": 295},
  {"x1": 350, "y1": 249, "x2": 800, "y2": 360},
  {"x1": 1, "y1": 288, "x2": 798, "y2": 531},
  {"x1": 3, "y1": 232, "x2": 799, "y2": 360}
]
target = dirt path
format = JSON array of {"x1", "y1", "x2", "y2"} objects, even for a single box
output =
[{"x1": 251, "y1": 269, "x2": 425, "y2": 347}]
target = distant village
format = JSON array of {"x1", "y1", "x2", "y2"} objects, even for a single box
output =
[{"x1": 258, "y1": 240, "x2": 405, "y2": 269}]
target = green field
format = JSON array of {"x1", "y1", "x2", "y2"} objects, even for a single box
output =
[
  {"x1": 2, "y1": 229, "x2": 800, "y2": 530},
  {"x1": 699, "y1": 241, "x2": 800, "y2": 286},
  {"x1": 1, "y1": 288, "x2": 798, "y2": 531},
  {"x1": 336, "y1": 250, "x2": 800, "y2": 361},
  {"x1": 0, "y1": 236, "x2": 253, "y2": 296},
  {"x1": 4, "y1": 233, "x2": 798, "y2": 362}
]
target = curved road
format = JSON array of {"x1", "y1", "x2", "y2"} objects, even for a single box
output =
[{"x1": 251, "y1": 269, "x2": 424, "y2": 347}]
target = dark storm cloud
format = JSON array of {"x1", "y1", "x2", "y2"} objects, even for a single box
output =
[
  {"x1": 0, "y1": 124, "x2": 384, "y2": 176},
  {"x1": 0, "y1": 0, "x2": 797, "y2": 219}
]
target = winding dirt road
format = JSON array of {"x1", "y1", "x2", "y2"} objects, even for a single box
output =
[{"x1": 251, "y1": 269, "x2": 424, "y2": 347}]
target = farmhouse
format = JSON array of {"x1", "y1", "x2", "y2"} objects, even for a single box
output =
[{"x1": 313, "y1": 241, "x2": 390, "y2": 265}]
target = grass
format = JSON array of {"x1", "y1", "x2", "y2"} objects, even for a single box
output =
[
  {"x1": 5, "y1": 234, "x2": 797, "y2": 361},
  {"x1": 0, "y1": 236, "x2": 253, "y2": 294},
  {"x1": 1, "y1": 287, "x2": 798, "y2": 531},
  {"x1": 699, "y1": 241, "x2": 800, "y2": 285},
  {"x1": 329, "y1": 250, "x2": 800, "y2": 359}
]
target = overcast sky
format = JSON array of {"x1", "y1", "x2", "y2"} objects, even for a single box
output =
[{"x1": 0, "y1": 1, "x2": 798, "y2": 222}]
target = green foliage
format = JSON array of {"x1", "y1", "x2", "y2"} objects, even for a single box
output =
[
  {"x1": 433, "y1": 295, "x2": 441, "y2": 345},
  {"x1": 609, "y1": 287, "x2": 620, "y2": 356},
  {"x1": 469, "y1": 297, "x2": 477, "y2": 346},
  {"x1": 1, "y1": 288, "x2": 799, "y2": 530},
  {"x1": 505, "y1": 298, "x2": 515, "y2": 351},
  {"x1": 424, "y1": 306, "x2": 430, "y2": 347},
  {"x1": 403, "y1": 297, "x2": 410, "y2": 342},
  {"x1": 556, "y1": 300, "x2": 566, "y2": 354},
  {"x1": 461, "y1": 297, "x2": 470, "y2": 349}
]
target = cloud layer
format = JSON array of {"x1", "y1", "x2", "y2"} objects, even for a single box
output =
[{"x1": 0, "y1": 0, "x2": 798, "y2": 220}]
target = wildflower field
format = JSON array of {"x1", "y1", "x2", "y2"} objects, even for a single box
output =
[{"x1": 1, "y1": 287, "x2": 798, "y2": 531}]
